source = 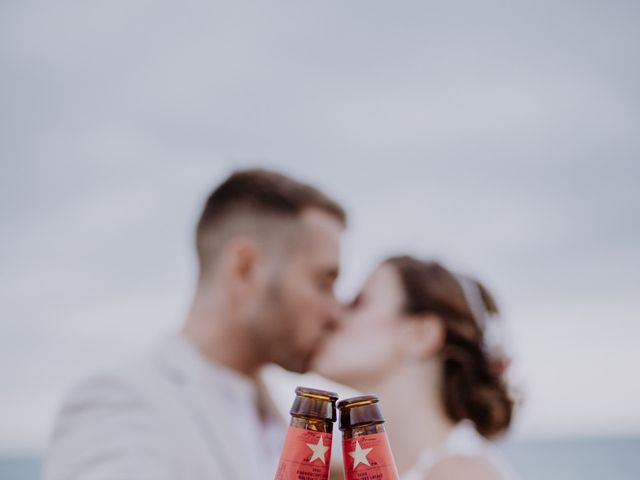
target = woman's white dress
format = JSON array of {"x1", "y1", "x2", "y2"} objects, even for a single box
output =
[{"x1": 401, "y1": 420, "x2": 515, "y2": 480}]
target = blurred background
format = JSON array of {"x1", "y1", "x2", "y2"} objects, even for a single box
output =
[{"x1": 1, "y1": 1, "x2": 639, "y2": 479}]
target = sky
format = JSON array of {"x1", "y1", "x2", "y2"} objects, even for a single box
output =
[{"x1": 1, "y1": 1, "x2": 639, "y2": 453}]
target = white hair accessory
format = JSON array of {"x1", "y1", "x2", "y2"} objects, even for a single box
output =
[{"x1": 454, "y1": 274, "x2": 507, "y2": 359}]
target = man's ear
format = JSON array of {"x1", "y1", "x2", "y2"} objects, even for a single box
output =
[
  {"x1": 223, "y1": 237, "x2": 260, "y2": 294},
  {"x1": 400, "y1": 313, "x2": 445, "y2": 360}
]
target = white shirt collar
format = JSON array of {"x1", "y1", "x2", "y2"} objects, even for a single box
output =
[{"x1": 163, "y1": 332, "x2": 259, "y2": 404}]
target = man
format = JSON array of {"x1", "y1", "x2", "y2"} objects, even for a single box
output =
[{"x1": 45, "y1": 169, "x2": 346, "y2": 480}]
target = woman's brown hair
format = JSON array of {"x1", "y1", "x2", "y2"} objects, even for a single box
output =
[{"x1": 385, "y1": 256, "x2": 514, "y2": 438}]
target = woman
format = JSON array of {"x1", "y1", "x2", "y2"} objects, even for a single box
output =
[{"x1": 312, "y1": 256, "x2": 516, "y2": 480}]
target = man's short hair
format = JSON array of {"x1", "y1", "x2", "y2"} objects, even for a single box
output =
[{"x1": 195, "y1": 169, "x2": 346, "y2": 274}]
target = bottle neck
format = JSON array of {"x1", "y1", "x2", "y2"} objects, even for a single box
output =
[
  {"x1": 290, "y1": 415, "x2": 334, "y2": 433},
  {"x1": 342, "y1": 422, "x2": 386, "y2": 439}
]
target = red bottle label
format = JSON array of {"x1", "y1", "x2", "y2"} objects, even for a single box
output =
[
  {"x1": 342, "y1": 432, "x2": 400, "y2": 480},
  {"x1": 274, "y1": 426, "x2": 333, "y2": 480}
]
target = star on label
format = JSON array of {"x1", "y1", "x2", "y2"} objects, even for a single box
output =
[
  {"x1": 348, "y1": 441, "x2": 373, "y2": 469},
  {"x1": 306, "y1": 436, "x2": 329, "y2": 464}
]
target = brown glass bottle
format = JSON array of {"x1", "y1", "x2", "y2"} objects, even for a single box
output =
[
  {"x1": 274, "y1": 386, "x2": 338, "y2": 480},
  {"x1": 338, "y1": 395, "x2": 400, "y2": 480}
]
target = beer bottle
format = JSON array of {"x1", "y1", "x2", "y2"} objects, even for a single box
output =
[
  {"x1": 274, "y1": 386, "x2": 338, "y2": 480},
  {"x1": 338, "y1": 395, "x2": 400, "y2": 480}
]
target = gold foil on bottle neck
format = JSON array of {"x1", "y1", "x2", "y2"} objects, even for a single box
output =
[
  {"x1": 290, "y1": 386, "x2": 338, "y2": 422},
  {"x1": 338, "y1": 395, "x2": 385, "y2": 431}
]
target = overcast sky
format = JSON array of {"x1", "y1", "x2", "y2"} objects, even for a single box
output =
[{"x1": 1, "y1": 1, "x2": 639, "y2": 452}]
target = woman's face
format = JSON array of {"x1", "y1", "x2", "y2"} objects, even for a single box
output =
[{"x1": 311, "y1": 263, "x2": 408, "y2": 388}]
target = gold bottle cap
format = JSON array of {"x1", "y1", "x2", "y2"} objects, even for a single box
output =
[{"x1": 290, "y1": 386, "x2": 338, "y2": 422}]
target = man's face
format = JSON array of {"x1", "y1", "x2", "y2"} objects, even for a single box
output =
[{"x1": 253, "y1": 209, "x2": 343, "y2": 373}]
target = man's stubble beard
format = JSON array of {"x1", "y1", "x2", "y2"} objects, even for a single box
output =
[{"x1": 248, "y1": 276, "x2": 309, "y2": 373}]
